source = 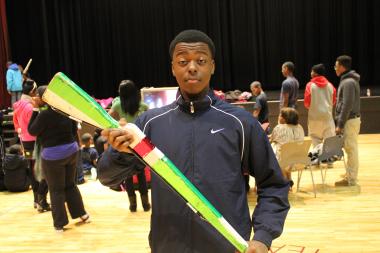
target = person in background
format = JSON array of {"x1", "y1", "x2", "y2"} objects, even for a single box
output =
[
  {"x1": 270, "y1": 108, "x2": 304, "y2": 185},
  {"x1": 108, "y1": 80, "x2": 151, "y2": 212},
  {"x1": 28, "y1": 86, "x2": 89, "y2": 232},
  {"x1": 6, "y1": 61, "x2": 23, "y2": 104},
  {"x1": 13, "y1": 79, "x2": 50, "y2": 212},
  {"x1": 98, "y1": 29, "x2": 289, "y2": 253},
  {"x1": 250, "y1": 81, "x2": 269, "y2": 124},
  {"x1": 304, "y1": 64, "x2": 336, "y2": 148},
  {"x1": 3, "y1": 144, "x2": 30, "y2": 192},
  {"x1": 280, "y1": 61, "x2": 299, "y2": 109},
  {"x1": 80, "y1": 133, "x2": 98, "y2": 180},
  {"x1": 334, "y1": 55, "x2": 361, "y2": 187}
]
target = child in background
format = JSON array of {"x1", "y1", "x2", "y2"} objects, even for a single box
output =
[
  {"x1": 80, "y1": 133, "x2": 98, "y2": 180},
  {"x1": 3, "y1": 144, "x2": 31, "y2": 192}
]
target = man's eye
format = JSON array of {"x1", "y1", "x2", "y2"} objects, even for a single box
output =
[
  {"x1": 198, "y1": 59, "x2": 207, "y2": 64},
  {"x1": 178, "y1": 60, "x2": 188, "y2": 65}
]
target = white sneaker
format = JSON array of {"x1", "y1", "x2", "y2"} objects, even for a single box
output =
[
  {"x1": 55, "y1": 226, "x2": 64, "y2": 233},
  {"x1": 90, "y1": 167, "x2": 97, "y2": 180},
  {"x1": 80, "y1": 213, "x2": 91, "y2": 223}
]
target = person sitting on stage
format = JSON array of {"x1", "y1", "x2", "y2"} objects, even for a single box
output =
[
  {"x1": 80, "y1": 133, "x2": 98, "y2": 180},
  {"x1": 98, "y1": 29, "x2": 289, "y2": 253},
  {"x1": 270, "y1": 108, "x2": 305, "y2": 183},
  {"x1": 3, "y1": 144, "x2": 31, "y2": 192}
]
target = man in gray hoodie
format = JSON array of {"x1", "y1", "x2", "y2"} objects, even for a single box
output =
[{"x1": 334, "y1": 55, "x2": 361, "y2": 186}]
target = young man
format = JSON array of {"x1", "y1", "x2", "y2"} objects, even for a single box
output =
[
  {"x1": 98, "y1": 30, "x2": 290, "y2": 253},
  {"x1": 334, "y1": 55, "x2": 361, "y2": 186},
  {"x1": 250, "y1": 81, "x2": 269, "y2": 124},
  {"x1": 280, "y1": 61, "x2": 299, "y2": 109},
  {"x1": 304, "y1": 64, "x2": 336, "y2": 147}
]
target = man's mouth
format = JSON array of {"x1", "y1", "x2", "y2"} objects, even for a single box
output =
[{"x1": 186, "y1": 79, "x2": 200, "y2": 84}]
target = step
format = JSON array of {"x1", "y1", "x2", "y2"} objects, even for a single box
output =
[
  {"x1": 3, "y1": 137, "x2": 19, "y2": 147},
  {"x1": 1, "y1": 120, "x2": 15, "y2": 127}
]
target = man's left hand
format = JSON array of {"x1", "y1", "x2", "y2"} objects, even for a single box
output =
[
  {"x1": 335, "y1": 127, "x2": 343, "y2": 135},
  {"x1": 235, "y1": 240, "x2": 268, "y2": 253}
]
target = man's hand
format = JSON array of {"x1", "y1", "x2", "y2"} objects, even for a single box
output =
[
  {"x1": 335, "y1": 127, "x2": 343, "y2": 135},
  {"x1": 101, "y1": 128, "x2": 134, "y2": 153},
  {"x1": 235, "y1": 240, "x2": 268, "y2": 253}
]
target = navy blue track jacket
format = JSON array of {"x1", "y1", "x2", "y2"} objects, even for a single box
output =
[{"x1": 98, "y1": 90, "x2": 290, "y2": 253}]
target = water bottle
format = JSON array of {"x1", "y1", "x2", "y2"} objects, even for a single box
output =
[{"x1": 366, "y1": 89, "x2": 371, "y2": 97}]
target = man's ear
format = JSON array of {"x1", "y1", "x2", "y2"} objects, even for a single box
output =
[{"x1": 211, "y1": 60, "x2": 215, "y2": 75}]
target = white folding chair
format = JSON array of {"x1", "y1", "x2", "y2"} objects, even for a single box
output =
[
  {"x1": 278, "y1": 139, "x2": 315, "y2": 197},
  {"x1": 316, "y1": 135, "x2": 346, "y2": 184}
]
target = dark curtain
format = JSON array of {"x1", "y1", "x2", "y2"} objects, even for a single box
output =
[
  {"x1": 5, "y1": 0, "x2": 380, "y2": 98},
  {"x1": 0, "y1": 0, "x2": 11, "y2": 108}
]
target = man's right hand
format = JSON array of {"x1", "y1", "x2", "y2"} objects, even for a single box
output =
[{"x1": 101, "y1": 128, "x2": 134, "y2": 153}]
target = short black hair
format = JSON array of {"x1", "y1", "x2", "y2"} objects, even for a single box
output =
[
  {"x1": 22, "y1": 78, "x2": 37, "y2": 95},
  {"x1": 311, "y1": 64, "x2": 325, "y2": 76},
  {"x1": 81, "y1": 133, "x2": 92, "y2": 144},
  {"x1": 169, "y1": 29, "x2": 215, "y2": 59},
  {"x1": 336, "y1": 55, "x2": 352, "y2": 70},
  {"x1": 283, "y1": 61, "x2": 295, "y2": 73},
  {"x1": 280, "y1": 107, "x2": 299, "y2": 125},
  {"x1": 36, "y1": 85, "x2": 47, "y2": 97},
  {"x1": 9, "y1": 144, "x2": 22, "y2": 155},
  {"x1": 250, "y1": 81, "x2": 261, "y2": 89}
]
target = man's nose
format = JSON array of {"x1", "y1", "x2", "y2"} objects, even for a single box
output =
[{"x1": 188, "y1": 61, "x2": 197, "y2": 74}]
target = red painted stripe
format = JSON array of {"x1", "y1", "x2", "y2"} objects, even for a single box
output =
[{"x1": 134, "y1": 137, "x2": 155, "y2": 157}]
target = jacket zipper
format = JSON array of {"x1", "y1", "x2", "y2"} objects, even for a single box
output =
[
  {"x1": 190, "y1": 111, "x2": 195, "y2": 247},
  {"x1": 190, "y1": 101, "x2": 195, "y2": 114}
]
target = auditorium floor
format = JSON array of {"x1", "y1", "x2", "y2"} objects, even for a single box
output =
[{"x1": 1, "y1": 134, "x2": 379, "y2": 253}]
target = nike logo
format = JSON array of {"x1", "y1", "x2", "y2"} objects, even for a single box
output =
[{"x1": 210, "y1": 128, "x2": 224, "y2": 134}]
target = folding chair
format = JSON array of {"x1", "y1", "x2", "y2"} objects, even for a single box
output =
[
  {"x1": 316, "y1": 135, "x2": 346, "y2": 185},
  {"x1": 278, "y1": 139, "x2": 315, "y2": 197}
]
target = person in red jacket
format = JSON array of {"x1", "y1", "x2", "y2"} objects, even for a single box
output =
[{"x1": 304, "y1": 64, "x2": 336, "y2": 148}]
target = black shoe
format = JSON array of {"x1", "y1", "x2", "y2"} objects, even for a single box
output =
[
  {"x1": 37, "y1": 203, "x2": 51, "y2": 213},
  {"x1": 80, "y1": 213, "x2": 91, "y2": 223},
  {"x1": 141, "y1": 194, "x2": 151, "y2": 212},
  {"x1": 37, "y1": 194, "x2": 51, "y2": 212},
  {"x1": 55, "y1": 226, "x2": 64, "y2": 233},
  {"x1": 335, "y1": 179, "x2": 356, "y2": 187},
  {"x1": 130, "y1": 204, "x2": 137, "y2": 212},
  {"x1": 129, "y1": 195, "x2": 137, "y2": 212}
]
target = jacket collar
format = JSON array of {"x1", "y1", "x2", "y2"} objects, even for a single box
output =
[{"x1": 176, "y1": 89, "x2": 216, "y2": 114}]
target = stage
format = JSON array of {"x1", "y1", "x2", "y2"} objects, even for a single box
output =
[{"x1": 1, "y1": 134, "x2": 379, "y2": 253}]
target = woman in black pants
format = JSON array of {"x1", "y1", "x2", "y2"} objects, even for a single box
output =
[
  {"x1": 28, "y1": 86, "x2": 89, "y2": 232},
  {"x1": 108, "y1": 80, "x2": 151, "y2": 212}
]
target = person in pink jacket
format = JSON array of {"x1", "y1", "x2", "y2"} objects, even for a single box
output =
[
  {"x1": 304, "y1": 64, "x2": 336, "y2": 148},
  {"x1": 12, "y1": 79, "x2": 50, "y2": 212}
]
